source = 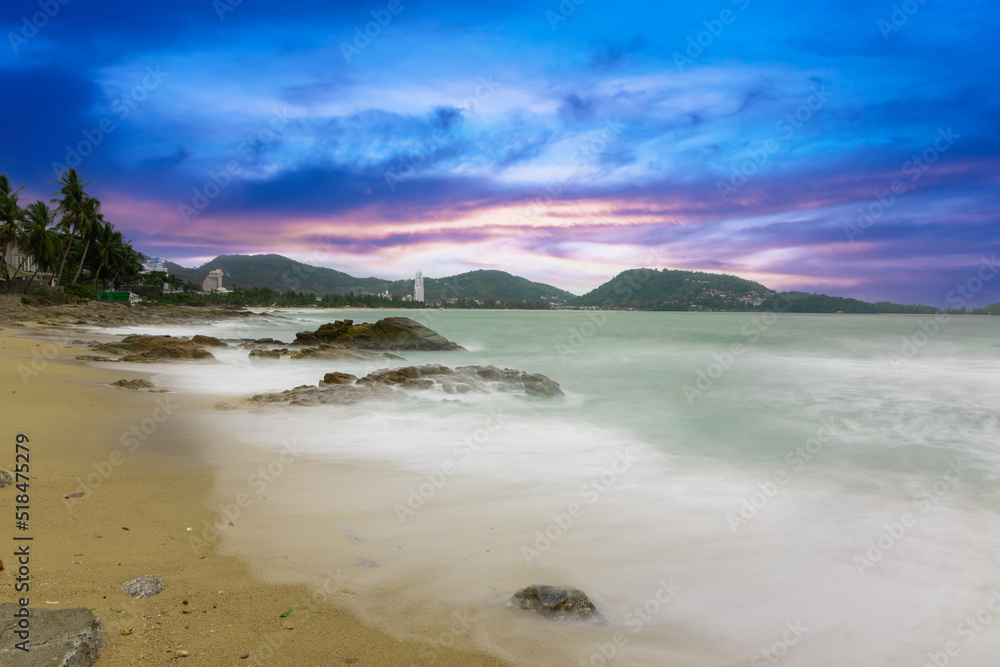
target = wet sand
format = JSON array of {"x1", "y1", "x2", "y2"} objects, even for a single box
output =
[{"x1": 0, "y1": 328, "x2": 507, "y2": 666}]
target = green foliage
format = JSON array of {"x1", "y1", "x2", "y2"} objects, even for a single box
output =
[
  {"x1": 20, "y1": 296, "x2": 29, "y2": 304},
  {"x1": 574, "y1": 268, "x2": 771, "y2": 310},
  {"x1": 63, "y1": 283, "x2": 97, "y2": 299}
]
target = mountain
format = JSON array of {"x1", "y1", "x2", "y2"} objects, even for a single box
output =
[
  {"x1": 163, "y1": 254, "x2": 391, "y2": 294},
  {"x1": 414, "y1": 269, "x2": 577, "y2": 303},
  {"x1": 574, "y1": 268, "x2": 771, "y2": 310},
  {"x1": 162, "y1": 255, "x2": 576, "y2": 302}
]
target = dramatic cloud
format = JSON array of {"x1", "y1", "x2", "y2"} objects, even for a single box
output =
[{"x1": 1, "y1": 0, "x2": 997, "y2": 304}]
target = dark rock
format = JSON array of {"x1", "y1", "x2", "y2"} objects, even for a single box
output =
[
  {"x1": 322, "y1": 372, "x2": 358, "y2": 385},
  {"x1": 75, "y1": 355, "x2": 118, "y2": 362},
  {"x1": 0, "y1": 604, "x2": 105, "y2": 666},
  {"x1": 111, "y1": 379, "x2": 155, "y2": 390},
  {"x1": 249, "y1": 349, "x2": 289, "y2": 359},
  {"x1": 254, "y1": 338, "x2": 283, "y2": 344},
  {"x1": 294, "y1": 317, "x2": 464, "y2": 351},
  {"x1": 246, "y1": 364, "x2": 561, "y2": 408},
  {"x1": 95, "y1": 335, "x2": 217, "y2": 362},
  {"x1": 120, "y1": 575, "x2": 164, "y2": 599},
  {"x1": 190, "y1": 335, "x2": 229, "y2": 347},
  {"x1": 289, "y1": 345, "x2": 402, "y2": 362},
  {"x1": 507, "y1": 585, "x2": 607, "y2": 625}
]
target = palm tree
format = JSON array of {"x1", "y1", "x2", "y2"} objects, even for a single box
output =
[
  {"x1": 71, "y1": 201, "x2": 102, "y2": 283},
  {"x1": 109, "y1": 239, "x2": 141, "y2": 290},
  {"x1": 0, "y1": 173, "x2": 26, "y2": 287},
  {"x1": 17, "y1": 201, "x2": 62, "y2": 294},
  {"x1": 51, "y1": 168, "x2": 93, "y2": 286},
  {"x1": 90, "y1": 220, "x2": 128, "y2": 289}
]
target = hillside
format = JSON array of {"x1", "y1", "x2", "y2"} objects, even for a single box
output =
[
  {"x1": 398, "y1": 269, "x2": 577, "y2": 303},
  {"x1": 574, "y1": 268, "x2": 771, "y2": 310},
  {"x1": 162, "y1": 255, "x2": 576, "y2": 303},
  {"x1": 164, "y1": 254, "x2": 391, "y2": 295}
]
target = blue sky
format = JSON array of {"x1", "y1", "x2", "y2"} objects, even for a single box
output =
[{"x1": 2, "y1": 0, "x2": 998, "y2": 303}]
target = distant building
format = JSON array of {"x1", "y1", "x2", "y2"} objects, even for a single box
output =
[
  {"x1": 141, "y1": 257, "x2": 168, "y2": 274},
  {"x1": 414, "y1": 270, "x2": 424, "y2": 302},
  {"x1": 202, "y1": 269, "x2": 224, "y2": 292}
]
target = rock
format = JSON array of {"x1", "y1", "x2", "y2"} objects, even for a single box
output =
[
  {"x1": 507, "y1": 585, "x2": 607, "y2": 625},
  {"x1": 75, "y1": 355, "x2": 118, "y2": 362},
  {"x1": 0, "y1": 469, "x2": 13, "y2": 488},
  {"x1": 322, "y1": 372, "x2": 357, "y2": 385},
  {"x1": 246, "y1": 364, "x2": 562, "y2": 408},
  {"x1": 111, "y1": 379, "x2": 155, "y2": 390},
  {"x1": 254, "y1": 338, "x2": 283, "y2": 344},
  {"x1": 96, "y1": 335, "x2": 216, "y2": 362},
  {"x1": 177, "y1": 650, "x2": 189, "y2": 657},
  {"x1": 120, "y1": 575, "x2": 164, "y2": 599},
  {"x1": 0, "y1": 604, "x2": 105, "y2": 666},
  {"x1": 289, "y1": 345, "x2": 402, "y2": 362},
  {"x1": 190, "y1": 335, "x2": 229, "y2": 347},
  {"x1": 249, "y1": 349, "x2": 289, "y2": 360},
  {"x1": 294, "y1": 317, "x2": 465, "y2": 351}
]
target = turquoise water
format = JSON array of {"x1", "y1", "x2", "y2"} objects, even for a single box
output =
[{"x1": 112, "y1": 310, "x2": 1000, "y2": 665}]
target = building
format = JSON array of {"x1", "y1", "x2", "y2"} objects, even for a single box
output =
[
  {"x1": 1, "y1": 246, "x2": 51, "y2": 287},
  {"x1": 202, "y1": 269, "x2": 224, "y2": 292},
  {"x1": 414, "y1": 270, "x2": 424, "y2": 302},
  {"x1": 141, "y1": 257, "x2": 168, "y2": 274}
]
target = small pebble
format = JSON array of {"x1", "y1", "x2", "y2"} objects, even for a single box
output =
[
  {"x1": 177, "y1": 650, "x2": 189, "y2": 657},
  {"x1": 241, "y1": 653, "x2": 250, "y2": 659}
]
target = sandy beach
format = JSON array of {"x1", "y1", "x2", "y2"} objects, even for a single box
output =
[{"x1": 0, "y1": 308, "x2": 506, "y2": 665}]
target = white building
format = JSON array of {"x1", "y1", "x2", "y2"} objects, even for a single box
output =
[
  {"x1": 414, "y1": 270, "x2": 424, "y2": 302},
  {"x1": 202, "y1": 269, "x2": 224, "y2": 292}
]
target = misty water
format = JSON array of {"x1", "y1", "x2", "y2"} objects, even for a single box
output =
[{"x1": 107, "y1": 310, "x2": 1000, "y2": 665}]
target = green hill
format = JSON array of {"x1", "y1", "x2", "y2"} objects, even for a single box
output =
[
  {"x1": 410, "y1": 269, "x2": 577, "y2": 303},
  {"x1": 162, "y1": 255, "x2": 575, "y2": 303},
  {"x1": 573, "y1": 268, "x2": 771, "y2": 310},
  {"x1": 164, "y1": 254, "x2": 392, "y2": 294}
]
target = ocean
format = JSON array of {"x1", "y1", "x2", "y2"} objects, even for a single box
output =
[{"x1": 104, "y1": 309, "x2": 1000, "y2": 666}]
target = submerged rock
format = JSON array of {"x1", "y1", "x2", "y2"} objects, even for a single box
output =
[
  {"x1": 289, "y1": 345, "x2": 402, "y2": 361},
  {"x1": 120, "y1": 575, "x2": 164, "y2": 599},
  {"x1": 111, "y1": 379, "x2": 155, "y2": 390},
  {"x1": 293, "y1": 317, "x2": 464, "y2": 351},
  {"x1": 0, "y1": 604, "x2": 105, "y2": 666},
  {"x1": 95, "y1": 335, "x2": 221, "y2": 362},
  {"x1": 75, "y1": 355, "x2": 118, "y2": 362},
  {"x1": 507, "y1": 585, "x2": 607, "y2": 625},
  {"x1": 248, "y1": 348, "x2": 290, "y2": 360},
  {"x1": 244, "y1": 364, "x2": 562, "y2": 408}
]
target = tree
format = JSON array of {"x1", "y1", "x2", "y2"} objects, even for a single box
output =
[
  {"x1": 17, "y1": 201, "x2": 62, "y2": 294},
  {"x1": 90, "y1": 219, "x2": 130, "y2": 289},
  {"x1": 0, "y1": 173, "x2": 26, "y2": 288},
  {"x1": 71, "y1": 198, "x2": 102, "y2": 284},
  {"x1": 51, "y1": 168, "x2": 93, "y2": 286}
]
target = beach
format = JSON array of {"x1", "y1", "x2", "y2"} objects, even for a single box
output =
[{"x1": 0, "y1": 308, "x2": 506, "y2": 665}]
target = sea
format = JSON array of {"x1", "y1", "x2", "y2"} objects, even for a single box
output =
[{"x1": 102, "y1": 309, "x2": 1000, "y2": 666}]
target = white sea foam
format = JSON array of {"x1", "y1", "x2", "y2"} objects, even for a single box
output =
[{"x1": 113, "y1": 310, "x2": 1000, "y2": 665}]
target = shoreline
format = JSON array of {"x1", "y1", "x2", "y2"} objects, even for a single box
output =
[{"x1": 0, "y1": 326, "x2": 507, "y2": 666}]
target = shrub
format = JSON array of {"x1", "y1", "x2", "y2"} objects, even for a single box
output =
[{"x1": 20, "y1": 297, "x2": 30, "y2": 305}]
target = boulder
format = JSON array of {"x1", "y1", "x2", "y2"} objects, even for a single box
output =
[
  {"x1": 289, "y1": 345, "x2": 402, "y2": 362},
  {"x1": 507, "y1": 585, "x2": 607, "y2": 625},
  {"x1": 0, "y1": 604, "x2": 104, "y2": 666},
  {"x1": 190, "y1": 335, "x2": 229, "y2": 347},
  {"x1": 95, "y1": 335, "x2": 217, "y2": 362},
  {"x1": 294, "y1": 317, "x2": 464, "y2": 351},
  {"x1": 249, "y1": 349, "x2": 289, "y2": 360},
  {"x1": 120, "y1": 575, "x2": 164, "y2": 599},
  {"x1": 246, "y1": 364, "x2": 562, "y2": 407},
  {"x1": 111, "y1": 379, "x2": 155, "y2": 390},
  {"x1": 322, "y1": 372, "x2": 358, "y2": 385}
]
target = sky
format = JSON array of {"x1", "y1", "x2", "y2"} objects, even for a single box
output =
[{"x1": 2, "y1": 0, "x2": 998, "y2": 305}]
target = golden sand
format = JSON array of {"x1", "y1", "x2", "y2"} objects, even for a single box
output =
[{"x1": 0, "y1": 330, "x2": 506, "y2": 666}]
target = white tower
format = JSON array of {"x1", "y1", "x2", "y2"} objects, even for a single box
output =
[{"x1": 414, "y1": 270, "x2": 424, "y2": 302}]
